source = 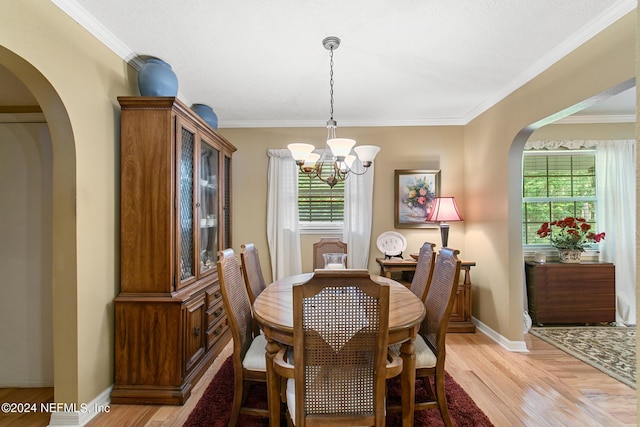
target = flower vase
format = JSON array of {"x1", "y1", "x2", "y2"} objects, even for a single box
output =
[
  {"x1": 558, "y1": 249, "x2": 582, "y2": 263},
  {"x1": 137, "y1": 58, "x2": 179, "y2": 97}
]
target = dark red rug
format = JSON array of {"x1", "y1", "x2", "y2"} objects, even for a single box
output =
[{"x1": 184, "y1": 356, "x2": 494, "y2": 426}]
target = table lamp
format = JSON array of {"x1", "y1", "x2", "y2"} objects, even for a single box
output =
[{"x1": 426, "y1": 196, "x2": 463, "y2": 247}]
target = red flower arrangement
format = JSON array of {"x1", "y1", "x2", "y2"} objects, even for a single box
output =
[{"x1": 536, "y1": 217, "x2": 605, "y2": 251}]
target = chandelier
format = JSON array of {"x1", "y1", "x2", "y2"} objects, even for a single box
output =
[{"x1": 288, "y1": 36, "x2": 380, "y2": 188}]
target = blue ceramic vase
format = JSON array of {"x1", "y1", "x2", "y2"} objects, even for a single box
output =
[
  {"x1": 191, "y1": 104, "x2": 219, "y2": 130},
  {"x1": 137, "y1": 58, "x2": 178, "y2": 97}
]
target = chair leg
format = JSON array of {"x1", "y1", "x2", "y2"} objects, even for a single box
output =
[
  {"x1": 435, "y1": 373, "x2": 452, "y2": 427},
  {"x1": 229, "y1": 377, "x2": 243, "y2": 427}
]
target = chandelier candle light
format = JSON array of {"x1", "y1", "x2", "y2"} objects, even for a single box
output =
[
  {"x1": 426, "y1": 197, "x2": 464, "y2": 247},
  {"x1": 288, "y1": 36, "x2": 380, "y2": 188}
]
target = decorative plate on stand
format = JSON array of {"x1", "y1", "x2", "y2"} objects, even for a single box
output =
[{"x1": 376, "y1": 231, "x2": 407, "y2": 259}]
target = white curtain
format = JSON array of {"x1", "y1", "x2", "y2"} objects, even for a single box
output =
[
  {"x1": 266, "y1": 149, "x2": 302, "y2": 280},
  {"x1": 596, "y1": 140, "x2": 636, "y2": 325},
  {"x1": 343, "y1": 161, "x2": 375, "y2": 269}
]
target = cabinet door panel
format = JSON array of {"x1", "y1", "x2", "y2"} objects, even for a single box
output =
[
  {"x1": 184, "y1": 293, "x2": 206, "y2": 373},
  {"x1": 198, "y1": 138, "x2": 219, "y2": 274},
  {"x1": 177, "y1": 119, "x2": 197, "y2": 288}
]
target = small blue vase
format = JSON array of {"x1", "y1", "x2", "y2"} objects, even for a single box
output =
[
  {"x1": 191, "y1": 104, "x2": 219, "y2": 130},
  {"x1": 137, "y1": 58, "x2": 179, "y2": 97}
]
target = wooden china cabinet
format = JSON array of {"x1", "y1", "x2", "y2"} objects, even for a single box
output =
[{"x1": 112, "y1": 97, "x2": 235, "y2": 405}]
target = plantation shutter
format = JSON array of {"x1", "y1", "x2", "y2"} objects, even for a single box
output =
[{"x1": 298, "y1": 159, "x2": 344, "y2": 222}]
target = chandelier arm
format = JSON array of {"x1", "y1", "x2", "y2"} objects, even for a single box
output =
[
  {"x1": 332, "y1": 163, "x2": 350, "y2": 182},
  {"x1": 343, "y1": 167, "x2": 371, "y2": 176},
  {"x1": 298, "y1": 162, "x2": 338, "y2": 187}
]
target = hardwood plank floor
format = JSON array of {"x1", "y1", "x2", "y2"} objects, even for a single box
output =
[
  {"x1": 1, "y1": 331, "x2": 635, "y2": 426},
  {"x1": 0, "y1": 387, "x2": 54, "y2": 427}
]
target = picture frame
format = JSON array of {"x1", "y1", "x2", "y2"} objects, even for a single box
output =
[{"x1": 394, "y1": 169, "x2": 441, "y2": 228}]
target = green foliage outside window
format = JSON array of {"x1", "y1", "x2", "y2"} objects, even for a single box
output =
[
  {"x1": 298, "y1": 162, "x2": 344, "y2": 223},
  {"x1": 522, "y1": 151, "x2": 597, "y2": 245}
]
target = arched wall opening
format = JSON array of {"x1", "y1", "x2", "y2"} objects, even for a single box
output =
[
  {"x1": 507, "y1": 78, "x2": 635, "y2": 338},
  {"x1": 0, "y1": 46, "x2": 79, "y2": 403}
]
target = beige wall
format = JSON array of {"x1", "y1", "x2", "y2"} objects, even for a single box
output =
[
  {"x1": 1, "y1": 0, "x2": 137, "y2": 404},
  {"x1": 464, "y1": 11, "x2": 636, "y2": 342},
  {"x1": 220, "y1": 125, "x2": 465, "y2": 282}
]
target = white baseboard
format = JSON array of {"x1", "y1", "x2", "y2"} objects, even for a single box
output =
[
  {"x1": 473, "y1": 317, "x2": 529, "y2": 352},
  {"x1": 47, "y1": 385, "x2": 112, "y2": 427}
]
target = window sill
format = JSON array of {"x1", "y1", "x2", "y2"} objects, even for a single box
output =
[
  {"x1": 299, "y1": 222, "x2": 343, "y2": 235},
  {"x1": 523, "y1": 245, "x2": 600, "y2": 262}
]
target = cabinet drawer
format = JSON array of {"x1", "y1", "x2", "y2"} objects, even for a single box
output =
[
  {"x1": 206, "y1": 285, "x2": 223, "y2": 309},
  {"x1": 206, "y1": 299, "x2": 225, "y2": 329},
  {"x1": 206, "y1": 316, "x2": 228, "y2": 350}
]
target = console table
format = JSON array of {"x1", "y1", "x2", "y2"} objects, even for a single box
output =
[
  {"x1": 376, "y1": 257, "x2": 476, "y2": 333},
  {"x1": 525, "y1": 261, "x2": 615, "y2": 325}
]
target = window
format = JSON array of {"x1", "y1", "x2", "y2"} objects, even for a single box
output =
[
  {"x1": 522, "y1": 150, "x2": 597, "y2": 245},
  {"x1": 297, "y1": 156, "x2": 344, "y2": 233}
]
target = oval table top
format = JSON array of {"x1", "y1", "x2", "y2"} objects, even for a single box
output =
[{"x1": 253, "y1": 272, "x2": 426, "y2": 345}]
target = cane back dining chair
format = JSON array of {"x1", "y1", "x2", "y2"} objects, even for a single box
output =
[
  {"x1": 312, "y1": 237, "x2": 348, "y2": 270},
  {"x1": 240, "y1": 242, "x2": 268, "y2": 305},
  {"x1": 217, "y1": 248, "x2": 269, "y2": 426},
  {"x1": 390, "y1": 247, "x2": 461, "y2": 426},
  {"x1": 273, "y1": 269, "x2": 403, "y2": 427},
  {"x1": 409, "y1": 242, "x2": 436, "y2": 302}
]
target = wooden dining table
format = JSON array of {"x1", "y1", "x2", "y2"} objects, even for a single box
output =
[{"x1": 253, "y1": 272, "x2": 426, "y2": 427}]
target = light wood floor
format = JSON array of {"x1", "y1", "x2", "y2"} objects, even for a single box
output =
[{"x1": 1, "y1": 331, "x2": 635, "y2": 426}]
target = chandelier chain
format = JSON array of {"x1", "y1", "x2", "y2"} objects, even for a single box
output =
[{"x1": 329, "y1": 46, "x2": 334, "y2": 121}]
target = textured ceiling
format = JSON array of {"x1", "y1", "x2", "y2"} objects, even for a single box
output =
[{"x1": 40, "y1": 1, "x2": 637, "y2": 127}]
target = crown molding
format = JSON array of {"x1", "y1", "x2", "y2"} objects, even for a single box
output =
[{"x1": 218, "y1": 116, "x2": 467, "y2": 128}]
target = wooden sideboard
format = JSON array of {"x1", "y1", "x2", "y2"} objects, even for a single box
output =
[
  {"x1": 525, "y1": 261, "x2": 615, "y2": 325},
  {"x1": 375, "y1": 257, "x2": 476, "y2": 333}
]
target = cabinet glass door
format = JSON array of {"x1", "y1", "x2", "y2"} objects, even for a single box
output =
[
  {"x1": 199, "y1": 139, "x2": 219, "y2": 274},
  {"x1": 178, "y1": 126, "x2": 196, "y2": 284},
  {"x1": 223, "y1": 154, "x2": 232, "y2": 249}
]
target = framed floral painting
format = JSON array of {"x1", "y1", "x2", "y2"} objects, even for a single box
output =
[{"x1": 394, "y1": 169, "x2": 441, "y2": 228}]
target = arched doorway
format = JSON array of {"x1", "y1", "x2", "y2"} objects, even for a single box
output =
[
  {"x1": 0, "y1": 46, "x2": 79, "y2": 406},
  {"x1": 0, "y1": 65, "x2": 53, "y2": 388},
  {"x1": 507, "y1": 78, "x2": 635, "y2": 338}
]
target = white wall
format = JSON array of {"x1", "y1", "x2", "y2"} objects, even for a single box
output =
[{"x1": 0, "y1": 121, "x2": 53, "y2": 386}]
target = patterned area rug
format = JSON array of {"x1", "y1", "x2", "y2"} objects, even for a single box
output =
[{"x1": 529, "y1": 326, "x2": 636, "y2": 388}]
